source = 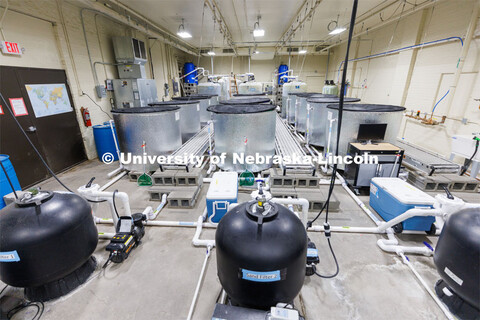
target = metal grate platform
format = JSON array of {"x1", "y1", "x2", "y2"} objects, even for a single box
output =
[
  {"x1": 275, "y1": 114, "x2": 315, "y2": 174},
  {"x1": 396, "y1": 139, "x2": 460, "y2": 174}
]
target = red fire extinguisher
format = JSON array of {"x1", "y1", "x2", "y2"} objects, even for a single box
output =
[{"x1": 81, "y1": 107, "x2": 92, "y2": 127}]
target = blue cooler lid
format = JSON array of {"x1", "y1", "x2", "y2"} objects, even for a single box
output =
[{"x1": 371, "y1": 178, "x2": 434, "y2": 205}]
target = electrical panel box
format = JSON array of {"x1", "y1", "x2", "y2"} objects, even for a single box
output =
[
  {"x1": 95, "y1": 84, "x2": 107, "y2": 98},
  {"x1": 112, "y1": 79, "x2": 158, "y2": 109},
  {"x1": 117, "y1": 64, "x2": 146, "y2": 79},
  {"x1": 112, "y1": 37, "x2": 147, "y2": 65},
  {"x1": 105, "y1": 79, "x2": 114, "y2": 91}
]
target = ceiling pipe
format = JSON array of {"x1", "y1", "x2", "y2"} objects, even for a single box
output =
[
  {"x1": 320, "y1": 0, "x2": 442, "y2": 53},
  {"x1": 96, "y1": 0, "x2": 199, "y2": 56},
  {"x1": 205, "y1": 0, "x2": 237, "y2": 55},
  {"x1": 275, "y1": 0, "x2": 323, "y2": 54},
  {"x1": 445, "y1": 0, "x2": 479, "y2": 118}
]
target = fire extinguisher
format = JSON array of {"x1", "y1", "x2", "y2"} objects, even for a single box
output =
[{"x1": 81, "y1": 107, "x2": 92, "y2": 127}]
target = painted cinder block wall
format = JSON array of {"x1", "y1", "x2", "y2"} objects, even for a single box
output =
[
  {"x1": 326, "y1": 0, "x2": 480, "y2": 162},
  {"x1": 0, "y1": 0, "x2": 189, "y2": 159}
]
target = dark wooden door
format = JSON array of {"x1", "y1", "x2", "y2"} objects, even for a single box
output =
[{"x1": 0, "y1": 66, "x2": 87, "y2": 188}]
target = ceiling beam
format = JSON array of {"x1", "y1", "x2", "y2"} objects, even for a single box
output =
[
  {"x1": 274, "y1": 0, "x2": 323, "y2": 54},
  {"x1": 205, "y1": 0, "x2": 238, "y2": 54}
]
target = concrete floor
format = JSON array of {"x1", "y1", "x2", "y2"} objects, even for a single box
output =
[{"x1": 2, "y1": 160, "x2": 479, "y2": 320}]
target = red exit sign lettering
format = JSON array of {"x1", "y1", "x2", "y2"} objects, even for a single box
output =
[{"x1": 1, "y1": 41, "x2": 22, "y2": 55}]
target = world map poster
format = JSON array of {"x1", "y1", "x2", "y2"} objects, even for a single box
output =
[{"x1": 25, "y1": 83, "x2": 73, "y2": 118}]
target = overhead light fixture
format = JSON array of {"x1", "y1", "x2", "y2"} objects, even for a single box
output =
[
  {"x1": 207, "y1": 48, "x2": 216, "y2": 56},
  {"x1": 255, "y1": 50, "x2": 260, "y2": 54},
  {"x1": 327, "y1": 15, "x2": 346, "y2": 35},
  {"x1": 253, "y1": 16, "x2": 265, "y2": 38},
  {"x1": 177, "y1": 18, "x2": 192, "y2": 39},
  {"x1": 329, "y1": 27, "x2": 346, "y2": 35},
  {"x1": 299, "y1": 49, "x2": 307, "y2": 54}
]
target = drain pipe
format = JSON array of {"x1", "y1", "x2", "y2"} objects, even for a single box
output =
[
  {"x1": 377, "y1": 230, "x2": 433, "y2": 256},
  {"x1": 107, "y1": 120, "x2": 124, "y2": 178},
  {"x1": 148, "y1": 194, "x2": 167, "y2": 220},
  {"x1": 270, "y1": 197, "x2": 309, "y2": 227},
  {"x1": 100, "y1": 171, "x2": 128, "y2": 191},
  {"x1": 187, "y1": 245, "x2": 213, "y2": 320},
  {"x1": 398, "y1": 252, "x2": 455, "y2": 320},
  {"x1": 335, "y1": 172, "x2": 382, "y2": 226}
]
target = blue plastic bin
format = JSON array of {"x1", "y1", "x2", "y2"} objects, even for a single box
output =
[
  {"x1": 93, "y1": 122, "x2": 119, "y2": 161},
  {"x1": 370, "y1": 177, "x2": 436, "y2": 232},
  {"x1": 0, "y1": 155, "x2": 21, "y2": 209}
]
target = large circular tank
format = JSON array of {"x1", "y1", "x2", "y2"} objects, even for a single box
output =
[
  {"x1": 291, "y1": 93, "x2": 337, "y2": 131},
  {"x1": 220, "y1": 97, "x2": 271, "y2": 105},
  {"x1": 306, "y1": 97, "x2": 361, "y2": 147},
  {"x1": 238, "y1": 82, "x2": 263, "y2": 95},
  {"x1": 197, "y1": 82, "x2": 222, "y2": 97},
  {"x1": 434, "y1": 208, "x2": 480, "y2": 313},
  {"x1": 216, "y1": 201, "x2": 307, "y2": 309},
  {"x1": 207, "y1": 104, "x2": 276, "y2": 172},
  {"x1": 281, "y1": 81, "x2": 307, "y2": 120},
  {"x1": 149, "y1": 100, "x2": 201, "y2": 144},
  {"x1": 113, "y1": 106, "x2": 182, "y2": 172},
  {"x1": 326, "y1": 104, "x2": 405, "y2": 159},
  {"x1": 0, "y1": 191, "x2": 98, "y2": 301},
  {"x1": 173, "y1": 95, "x2": 216, "y2": 126}
]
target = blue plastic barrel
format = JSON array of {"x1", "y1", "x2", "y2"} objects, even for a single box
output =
[
  {"x1": 0, "y1": 155, "x2": 21, "y2": 209},
  {"x1": 93, "y1": 122, "x2": 119, "y2": 162},
  {"x1": 278, "y1": 64, "x2": 289, "y2": 84},
  {"x1": 184, "y1": 62, "x2": 198, "y2": 84}
]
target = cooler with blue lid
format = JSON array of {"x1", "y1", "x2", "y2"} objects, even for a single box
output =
[
  {"x1": 370, "y1": 177, "x2": 436, "y2": 232},
  {"x1": 206, "y1": 172, "x2": 238, "y2": 223}
]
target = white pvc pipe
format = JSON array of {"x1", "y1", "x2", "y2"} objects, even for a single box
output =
[
  {"x1": 377, "y1": 231, "x2": 433, "y2": 256},
  {"x1": 376, "y1": 208, "x2": 443, "y2": 233},
  {"x1": 98, "y1": 232, "x2": 115, "y2": 239},
  {"x1": 148, "y1": 194, "x2": 167, "y2": 220},
  {"x1": 107, "y1": 166, "x2": 123, "y2": 178},
  {"x1": 336, "y1": 172, "x2": 382, "y2": 226},
  {"x1": 100, "y1": 171, "x2": 127, "y2": 191},
  {"x1": 398, "y1": 252, "x2": 455, "y2": 320},
  {"x1": 192, "y1": 213, "x2": 216, "y2": 248},
  {"x1": 271, "y1": 197, "x2": 309, "y2": 227},
  {"x1": 186, "y1": 245, "x2": 212, "y2": 320}
]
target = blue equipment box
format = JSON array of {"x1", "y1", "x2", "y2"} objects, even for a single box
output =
[
  {"x1": 206, "y1": 172, "x2": 238, "y2": 223},
  {"x1": 370, "y1": 177, "x2": 436, "y2": 232}
]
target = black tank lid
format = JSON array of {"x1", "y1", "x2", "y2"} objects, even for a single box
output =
[
  {"x1": 233, "y1": 93, "x2": 267, "y2": 97},
  {"x1": 220, "y1": 97, "x2": 271, "y2": 105},
  {"x1": 112, "y1": 106, "x2": 180, "y2": 113},
  {"x1": 307, "y1": 97, "x2": 360, "y2": 103},
  {"x1": 172, "y1": 94, "x2": 214, "y2": 100},
  {"x1": 148, "y1": 100, "x2": 199, "y2": 106},
  {"x1": 326, "y1": 103, "x2": 406, "y2": 112},
  {"x1": 208, "y1": 104, "x2": 276, "y2": 114}
]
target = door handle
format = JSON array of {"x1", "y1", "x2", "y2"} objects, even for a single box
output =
[{"x1": 25, "y1": 126, "x2": 36, "y2": 133}]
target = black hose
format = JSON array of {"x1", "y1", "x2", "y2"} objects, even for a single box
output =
[
  {"x1": 460, "y1": 139, "x2": 479, "y2": 176},
  {"x1": 0, "y1": 92, "x2": 74, "y2": 193},
  {"x1": 308, "y1": 0, "x2": 359, "y2": 280}
]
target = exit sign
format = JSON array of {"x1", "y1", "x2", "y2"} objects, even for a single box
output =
[{"x1": 1, "y1": 41, "x2": 22, "y2": 55}]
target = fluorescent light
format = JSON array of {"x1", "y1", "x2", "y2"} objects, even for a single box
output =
[
  {"x1": 253, "y1": 28, "x2": 265, "y2": 37},
  {"x1": 254, "y1": 50, "x2": 260, "y2": 54},
  {"x1": 177, "y1": 31, "x2": 192, "y2": 39},
  {"x1": 177, "y1": 18, "x2": 192, "y2": 39},
  {"x1": 299, "y1": 49, "x2": 307, "y2": 54},
  {"x1": 329, "y1": 27, "x2": 346, "y2": 35},
  {"x1": 207, "y1": 50, "x2": 216, "y2": 56}
]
